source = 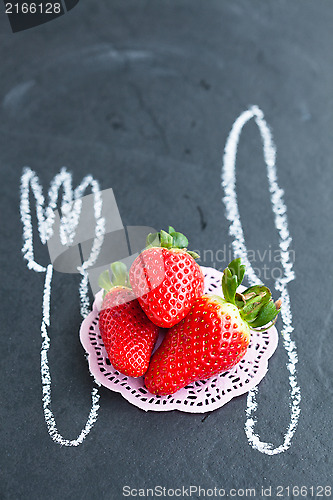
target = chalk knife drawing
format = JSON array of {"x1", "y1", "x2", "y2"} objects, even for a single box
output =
[{"x1": 222, "y1": 105, "x2": 300, "y2": 455}]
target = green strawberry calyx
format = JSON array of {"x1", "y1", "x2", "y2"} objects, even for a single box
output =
[
  {"x1": 98, "y1": 261, "x2": 131, "y2": 297},
  {"x1": 222, "y1": 258, "x2": 281, "y2": 331},
  {"x1": 145, "y1": 226, "x2": 200, "y2": 259}
]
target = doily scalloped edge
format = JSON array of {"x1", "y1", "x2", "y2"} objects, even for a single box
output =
[{"x1": 79, "y1": 267, "x2": 279, "y2": 413}]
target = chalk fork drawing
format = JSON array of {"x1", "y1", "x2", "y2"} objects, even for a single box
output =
[
  {"x1": 20, "y1": 167, "x2": 105, "y2": 446},
  {"x1": 222, "y1": 105, "x2": 300, "y2": 455}
]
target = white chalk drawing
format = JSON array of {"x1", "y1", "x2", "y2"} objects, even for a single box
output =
[
  {"x1": 20, "y1": 106, "x2": 299, "y2": 453},
  {"x1": 222, "y1": 105, "x2": 300, "y2": 455},
  {"x1": 20, "y1": 167, "x2": 105, "y2": 446}
]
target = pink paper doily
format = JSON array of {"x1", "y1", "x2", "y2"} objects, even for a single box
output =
[{"x1": 80, "y1": 266, "x2": 278, "y2": 413}]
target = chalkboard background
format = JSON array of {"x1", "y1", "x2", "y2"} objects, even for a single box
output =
[{"x1": 1, "y1": 1, "x2": 333, "y2": 498}]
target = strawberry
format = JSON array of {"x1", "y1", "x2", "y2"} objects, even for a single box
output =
[
  {"x1": 129, "y1": 227, "x2": 204, "y2": 328},
  {"x1": 144, "y1": 258, "x2": 281, "y2": 395},
  {"x1": 98, "y1": 262, "x2": 159, "y2": 378}
]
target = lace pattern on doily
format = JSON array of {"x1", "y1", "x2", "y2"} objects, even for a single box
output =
[{"x1": 80, "y1": 267, "x2": 278, "y2": 413}]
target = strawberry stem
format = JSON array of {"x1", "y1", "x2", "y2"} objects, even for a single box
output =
[
  {"x1": 98, "y1": 261, "x2": 130, "y2": 295},
  {"x1": 222, "y1": 258, "x2": 281, "y2": 330},
  {"x1": 146, "y1": 227, "x2": 200, "y2": 259},
  {"x1": 222, "y1": 258, "x2": 245, "y2": 304}
]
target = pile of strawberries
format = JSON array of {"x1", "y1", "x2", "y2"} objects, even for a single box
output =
[{"x1": 98, "y1": 227, "x2": 280, "y2": 396}]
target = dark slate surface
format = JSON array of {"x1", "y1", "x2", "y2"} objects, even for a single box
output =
[{"x1": 1, "y1": 1, "x2": 333, "y2": 498}]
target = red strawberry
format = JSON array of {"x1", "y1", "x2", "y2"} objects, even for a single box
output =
[
  {"x1": 129, "y1": 227, "x2": 204, "y2": 328},
  {"x1": 98, "y1": 262, "x2": 159, "y2": 378},
  {"x1": 144, "y1": 259, "x2": 281, "y2": 395}
]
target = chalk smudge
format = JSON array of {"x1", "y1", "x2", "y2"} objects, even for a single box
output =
[
  {"x1": 221, "y1": 105, "x2": 300, "y2": 455},
  {"x1": 3, "y1": 80, "x2": 35, "y2": 111},
  {"x1": 20, "y1": 167, "x2": 105, "y2": 446}
]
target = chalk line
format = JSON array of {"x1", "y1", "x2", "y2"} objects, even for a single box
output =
[
  {"x1": 221, "y1": 105, "x2": 300, "y2": 455},
  {"x1": 20, "y1": 167, "x2": 105, "y2": 446}
]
